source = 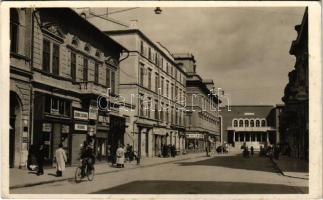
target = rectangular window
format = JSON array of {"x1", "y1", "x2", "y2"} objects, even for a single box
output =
[
  {"x1": 70, "y1": 52, "x2": 76, "y2": 81},
  {"x1": 166, "y1": 106, "x2": 169, "y2": 123},
  {"x1": 52, "y1": 43, "x2": 59, "y2": 75},
  {"x1": 140, "y1": 41, "x2": 144, "y2": 55},
  {"x1": 95, "y1": 63, "x2": 99, "y2": 84},
  {"x1": 171, "y1": 84, "x2": 174, "y2": 100},
  {"x1": 161, "y1": 77, "x2": 164, "y2": 95},
  {"x1": 148, "y1": 69, "x2": 152, "y2": 90},
  {"x1": 10, "y1": 19, "x2": 18, "y2": 53},
  {"x1": 106, "y1": 68, "x2": 111, "y2": 88},
  {"x1": 139, "y1": 63, "x2": 144, "y2": 86},
  {"x1": 147, "y1": 98, "x2": 151, "y2": 118},
  {"x1": 166, "y1": 63, "x2": 169, "y2": 74},
  {"x1": 160, "y1": 102, "x2": 164, "y2": 122},
  {"x1": 42, "y1": 39, "x2": 50, "y2": 73},
  {"x1": 148, "y1": 48, "x2": 151, "y2": 60},
  {"x1": 155, "y1": 73, "x2": 159, "y2": 92},
  {"x1": 83, "y1": 58, "x2": 88, "y2": 81},
  {"x1": 161, "y1": 58, "x2": 163, "y2": 69},
  {"x1": 111, "y1": 71, "x2": 116, "y2": 94},
  {"x1": 155, "y1": 101, "x2": 159, "y2": 120},
  {"x1": 139, "y1": 94, "x2": 144, "y2": 117},
  {"x1": 166, "y1": 81, "x2": 169, "y2": 98}
]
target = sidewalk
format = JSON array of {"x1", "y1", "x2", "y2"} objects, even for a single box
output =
[
  {"x1": 271, "y1": 155, "x2": 309, "y2": 180},
  {"x1": 10, "y1": 152, "x2": 207, "y2": 189}
]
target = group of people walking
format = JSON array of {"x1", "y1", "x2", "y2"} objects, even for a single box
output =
[{"x1": 161, "y1": 144, "x2": 177, "y2": 158}]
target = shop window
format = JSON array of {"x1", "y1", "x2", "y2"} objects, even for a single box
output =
[
  {"x1": 10, "y1": 9, "x2": 19, "y2": 53},
  {"x1": 51, "y1": 97, "x2": 59, "y2": 115}
]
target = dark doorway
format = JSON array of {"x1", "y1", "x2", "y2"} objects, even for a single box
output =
[
  {"x1": 10, "y1": 92, "x2": 22, "y2": 168},
  {"x1": 108, "y1": 116, "x2": 126, "y2": 163}
]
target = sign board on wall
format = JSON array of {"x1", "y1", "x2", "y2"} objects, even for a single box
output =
[
  {"x1": 42, "y1": 123, "x2": 52, "y2": 132},
  {"x1": 74, "y1": 124, "x2": 88, "y2": 131},
  {"x1": 74, "y1": 110, "x2": 89, "y2": 120},
  {"x1": 89, "y1": 106, "x2": 98, "y2": 120},
  {"x1": 62, "y1": 125, "x2": 70, "y2": 134}
]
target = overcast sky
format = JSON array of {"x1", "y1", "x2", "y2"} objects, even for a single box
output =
[{"x1": 88, "y1": 7, "x2": 305, "y2": 106}]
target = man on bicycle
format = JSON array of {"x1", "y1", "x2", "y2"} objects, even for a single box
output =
[{"x1": 80, "y1": 140, "x2": 95, "y2": 176}]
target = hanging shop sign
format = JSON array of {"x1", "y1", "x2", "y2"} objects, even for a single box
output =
[
  {"x1": 42, "y1": 123, "x2": 52, "y2": 132},
  {"x1": 89, "y1": 105, "x2": 98, "y2": 120},
  {"x1": 74, "y1": 110, "x2": 88, "y2": 120},
  {"x1": 62, "y1": 125, "x2": 70, "y2": 134},
  {"x1": 74, "y1": 124, "x2": 88, "y2": 131}
]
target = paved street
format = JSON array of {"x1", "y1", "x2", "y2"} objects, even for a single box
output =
[{"x1": 10, "y1": 153, "x2": 308, "y2": 194}]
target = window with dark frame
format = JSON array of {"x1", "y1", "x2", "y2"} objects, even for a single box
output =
[
  {"x1": 148, "y1": 68, "x2": 152, "y2": 90},
  {"x1": 106, "y1": 68, "x2": 111, "y2": 88},
  {"x1": 10, "y1": 9, "x2": 19, "y2": 53},
  {"x1": 95, "y1": 62, "x2": 99, "y2": 84},
  {"x1": 139, "y1": 63, "x2": 144, "y2": 86},
  {"x1": 42, "y1": 39, "x2": 51, "y2": 73},
  {"x1": 83, "y1": 57, "x2": 88, "y2": 81},
  {"x1": 71, "y1": 52, "x2": 76, "y2": 81},
  {"x1": 111, "y1": 70, "x2": 116, "y2": 94},
  {"x1": 148, "y1": 47, "x2": 151, "y2": 60},
  {"x1": 52, "y1": 43, "x2": 60, "y2": 76},
  {"x1": 140, "y1": 41, "x2": 144, "y2": 55}
]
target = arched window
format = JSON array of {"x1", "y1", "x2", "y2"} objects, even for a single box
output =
[
  {"x1": 10, "y1": 9, "x2": 19, "y2": 53},
  {"x1": 239, "y1": 120, "x2": 243, "y2": 127},
  {"x1": 256, "y1": 120, "x2": 260, "y2": 127},
  {"x1": 250, "y1": 120, "x2": 254, "y2": 127},
  {"x1": 233, "y1": 120, "x2": 238, "y2": 127},
  {"x1": 261, "y1": 119, "x2": 266, "y2": 127},
  {"x1": 245, "y1": 120, "x2": 249, "y2": 127}
]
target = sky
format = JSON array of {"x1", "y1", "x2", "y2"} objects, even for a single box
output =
[{"x1": 85, "y1": 7, "x2": 305, "y2": 106}]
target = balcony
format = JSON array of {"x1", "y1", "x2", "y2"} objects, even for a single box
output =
[{"x1": 79, "y1": 81, "x2": 109, "y2": 96}]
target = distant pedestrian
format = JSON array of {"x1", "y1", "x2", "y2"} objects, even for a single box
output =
[
  {"x1": 250, "y1": 146, "x2": 254, "y2": 157},
  {"x1": 116, "y1": 144, "x2": 125, "y2": 168},
  {"x1": 36, "y1": 142, "x2": 45, "y2": 176},
  {"x1": 55, "y1": 143, "x2": 67, "y2": 177}
]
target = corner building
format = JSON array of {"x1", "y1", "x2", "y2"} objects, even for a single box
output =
[
  {"x1": 105, "y1": 29, "x2": 187, "y2": 158},
  {"x1": 29, "y1": 8, "x2": 126, "y2": 165}
]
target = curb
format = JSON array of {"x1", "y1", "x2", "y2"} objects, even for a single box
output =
[
  {"x1": 270, "y1": 158, "x2": 309, "y2": 180},
  {"x1": 10, "y1": 154, "x2": 205, "y2": 190}
]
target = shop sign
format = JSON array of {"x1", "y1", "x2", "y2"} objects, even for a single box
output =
[
  {"x1": 22, "y1": 137, "x2": 28, "y2": 143},
  {"x1": 89, "y1": 106, "x2": 98, "y2": 120},
  {"x1": 187, "y1": 133, "x2": 204, "y2": 139},
  {"x1": 74, "y1": 110, "x2": 88, "y2": 120},
  {"x1": 62, "y1": 125, "x2": 70, "y2": 134},
  {"x1": 74, "y1": 124, "x2": 87, "y2": 131},
  {"x1": 244, "y1": 112, "x2": 255, "y2": 116},
  {"x1": 98, "y1": 115, "x2": 109, "y2": 123},
  {"x1": 42, "y1": 123, "x2": 52, "y2": 132}
]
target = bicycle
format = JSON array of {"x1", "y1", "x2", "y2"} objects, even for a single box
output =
[{"x1": 75, "y1": 158, "x2": 95, "y2": 183}]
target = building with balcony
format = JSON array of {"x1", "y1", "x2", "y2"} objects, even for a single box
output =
[
  {"x1": 220, "y1": 105, "x2": 278, "y2": 150},
  {"x1": 105, "y1": 29, "x2": 187, "y2": 158},
  {"x1": 281, "y1": 8, "x2": 308, "y2": 160},
  {"x1": 173, "y1": 53, "x2": 221, "y2": 152},
  {"x1": 12, "y1": 8, "x2": 128, "y2": 166}
]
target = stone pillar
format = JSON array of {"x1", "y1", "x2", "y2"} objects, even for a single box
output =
[
  {"x1": 260, "y1": 132, "x2": 263, "y2": 142},
  {"x1": 243, "y1": 133, "x2": 246, "y2": 142}
]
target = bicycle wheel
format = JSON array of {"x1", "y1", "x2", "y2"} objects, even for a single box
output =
[
  {"x1": 75, "y1": 167, "x2": 82, "y2": 183},
  {"x1": 87, "y1": 167, "x2": 95, "y2": 181}
]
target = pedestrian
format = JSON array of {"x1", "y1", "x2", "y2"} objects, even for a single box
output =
[
  {"x1": 55, "y1": 143, "x2": 67, "y2": 177},
  {"x1": 36, "y1": 141, "x2": 45, "y2": 176},
  {"x1": 250, "y1": 146, "x2": 254, "y2": 157},
  {"x1": 116, "y1": 144, "x2": 125, "y2": 168}
]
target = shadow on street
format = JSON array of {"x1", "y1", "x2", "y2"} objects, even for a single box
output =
[
  {"x1": 92, "y1": 180, "x2": 308, "y2": 194},
  {"x1": 175, "y1": 154, "x2": 278, "y2": 173}
]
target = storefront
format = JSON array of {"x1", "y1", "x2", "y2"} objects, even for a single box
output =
[
  {"x1": 186, "y1": 133, "x2": 205, "y2": 151},
  {"x1": 32, "y1": 92, "x2": 72, "y2": 166}
]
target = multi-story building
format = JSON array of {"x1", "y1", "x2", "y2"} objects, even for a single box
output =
[
  {"x1": 173, "y1": 53, "x2": 221, "y2": 152},
  {"x1": 9, "y1": 8, "x2": 127, "y2": 167},
  {"x1": 281, "y1": 8, "x2": 308, "y2": 160},
  {"x1": 10, "y1": 8, "x2": 33, "y2": 168},
  {"x1": 105, "y1": 29, "x2": 187, "y2": 158},
  {"x1": 220, "y1": 105, "x2": 279, "y2": 150}
]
